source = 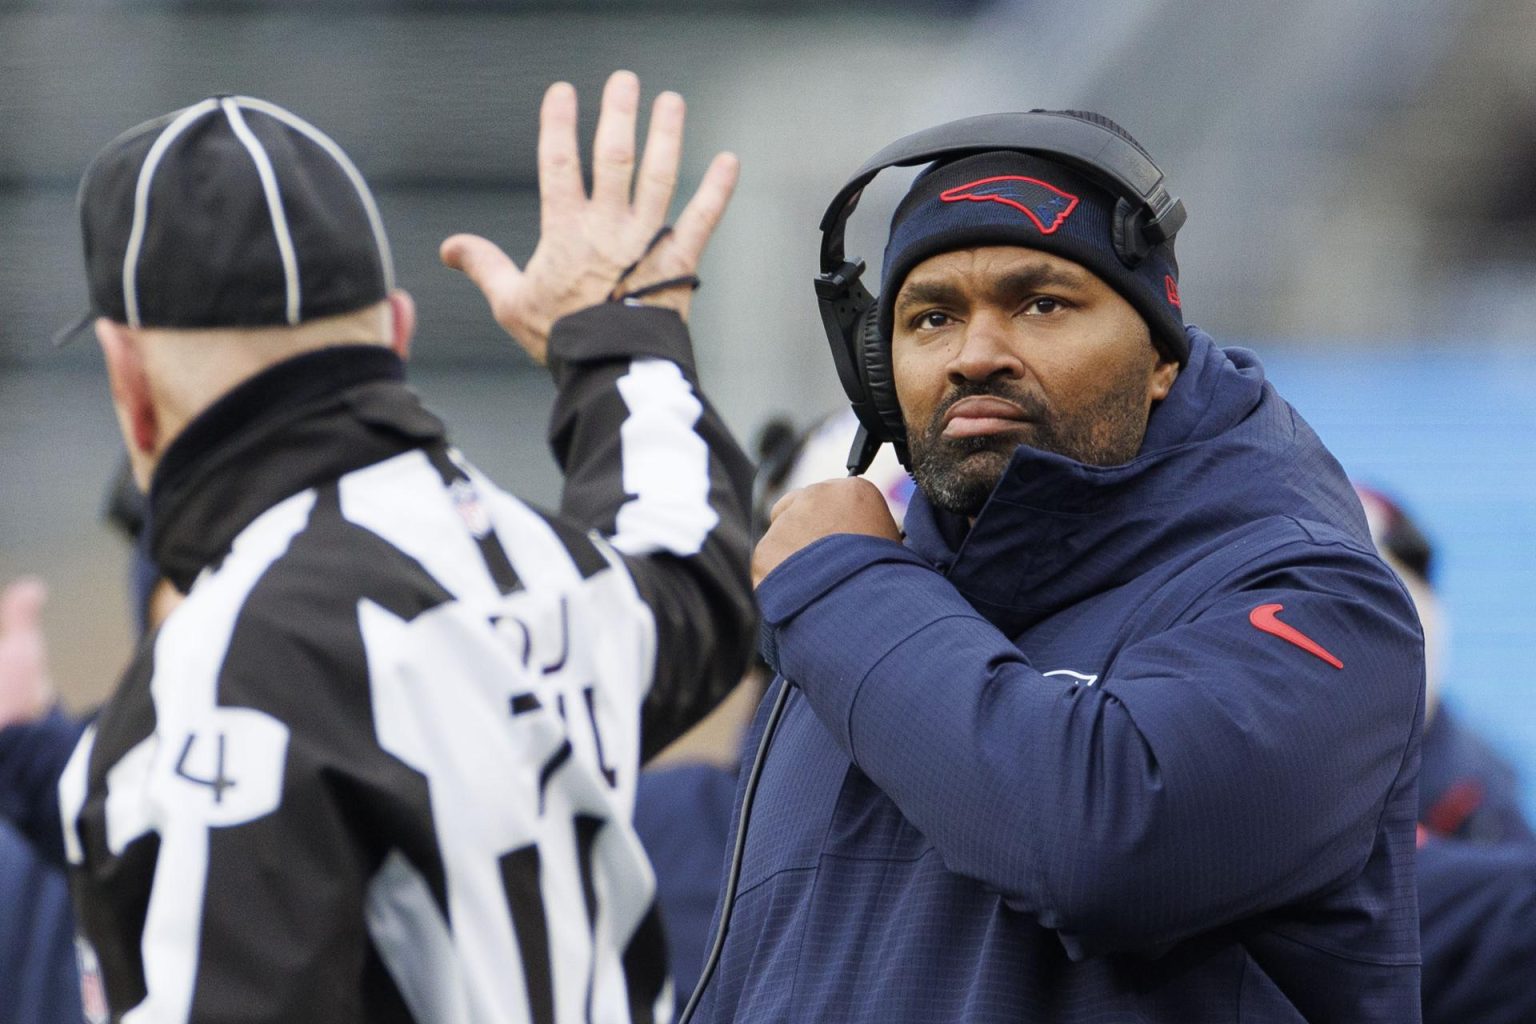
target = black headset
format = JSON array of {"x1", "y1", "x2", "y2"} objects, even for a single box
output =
[{"x1": 814, "y1": 110, "x2": 1188, "y2": 474}]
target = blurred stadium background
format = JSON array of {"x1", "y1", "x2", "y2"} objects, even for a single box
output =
[{"x1": 3, "y1": 0, "x2": 1536, "y2": 816}]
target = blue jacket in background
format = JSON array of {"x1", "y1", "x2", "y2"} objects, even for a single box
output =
[
  {"x1": 0, "y1": 823, "x2": 81, "y2": 1024},
  {"x1": 701, "y1": 329, "x2": 1425, "y2": 1023},
  {"x1": 0, "y1": 709, "x2": 89, "y2": 1024},
  {"x1": 0, "y1": 707, "x2": 86, "y2": 866},
  {"x1": 634, "y1": 763, "x2": 740, "y2": 999}
]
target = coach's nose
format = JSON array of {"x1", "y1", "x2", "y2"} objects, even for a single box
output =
[{"x1": 948, "y1": 307, "x2": 1024, "y2": 385}]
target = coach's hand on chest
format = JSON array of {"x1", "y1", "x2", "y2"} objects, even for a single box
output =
[{"x1": 752, "y1": 478, "x2": 903, "y2": 587}]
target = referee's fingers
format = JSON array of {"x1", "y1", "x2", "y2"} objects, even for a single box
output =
[
  {"x1": 591, "y1": 70, "x2": 640, "y2": 212},
  {"x1": 670, "y1": 151, "x2": 739, "y2": 267},
  {"x1": 633, "y1": 90, "x2": 684, "y2": 226},
  {"x1": 538, "y1": 81, "x2": 584, "y2": 231}
]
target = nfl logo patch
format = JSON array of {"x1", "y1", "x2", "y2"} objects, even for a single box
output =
[
  {"x1": 450, "y1": 478, "x2": 492, "y2": 539},
  {"x1": 76, "y1": 936, "x2": 108, "y2": 1024}
]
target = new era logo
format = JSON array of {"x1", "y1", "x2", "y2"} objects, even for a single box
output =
[{"x1": 939, "y1": 175, "x2": 1080, "y2": 234}]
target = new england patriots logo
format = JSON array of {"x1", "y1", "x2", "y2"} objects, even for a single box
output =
[{"x1": 939, "y1": 175, "x2": 1080, "y2": 234}]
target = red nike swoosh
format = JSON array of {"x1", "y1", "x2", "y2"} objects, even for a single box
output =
[{"x1": 1249, "y1": 603, "x2": 1343, "y2": 670}]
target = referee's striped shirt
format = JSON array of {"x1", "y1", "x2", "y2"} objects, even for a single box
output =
[{"x1": 60, "y1": 304, "x2": 756, "y2": 1024}]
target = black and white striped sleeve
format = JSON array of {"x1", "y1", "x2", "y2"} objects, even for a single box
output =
[{"x1": 545, "y1": 304, "x2": 755, "y2": 761}]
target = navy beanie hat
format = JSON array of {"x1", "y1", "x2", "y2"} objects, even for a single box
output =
[{"x1": 878, "y1": 146, "x2": 1187, "y2": 364}]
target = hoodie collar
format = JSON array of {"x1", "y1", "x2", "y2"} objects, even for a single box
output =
[
  {"x1": 147, "y1": 345, "x2": 446, "y2": 591},
  {"x1": 903, "y1": 327, "x2": 1273, "y2": 633}
]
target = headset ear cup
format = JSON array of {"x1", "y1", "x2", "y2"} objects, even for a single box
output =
[
  {"x1": 856, "y1": 307, "x2": 907, "y2": 450},
  {"x1": 1112, "y1": 196, "x2": 1150, "y2": 268}
]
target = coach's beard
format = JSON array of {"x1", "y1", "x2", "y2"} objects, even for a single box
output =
[{"x1": 906, "y1": 374, "x2": 1152, "y2": 518}]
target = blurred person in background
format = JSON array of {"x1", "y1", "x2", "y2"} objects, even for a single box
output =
[
  {"x1": 0, "y1": 469, "x2": 186, "y2": 1022},
  {"x1": 49, "y1": 71, "x2": 754, "y2": 1023},
  {"x1": 1355, "y1": 483, "x2": 1532, "y2": 842},
  {"x1": 0, "y1": 579, "x2": 85, "y2": 1024},
  {"x1": 690, "y1": 111, "x2": 1425, "y2": 1023},
  {"x1": 1351, "y1": 483, "x2": 1536, "y2": 1022}
]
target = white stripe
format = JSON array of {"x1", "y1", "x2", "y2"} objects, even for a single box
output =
[
  {"x1": 233, "y1": 96, "x2": 396, "y2": 292},
  {"x1": 121, "y1": 99, "x2": 220, "y2": 328},
  {"x1": 104, "y1": 737, "x2": 158, "y2": 855},
  {"x1": 365, "y1": 850, "x2": 470, "y2": 1024},
  {"x1": 612, "y1": 359, "x2": 717, "y2": 557},
  {"x1": 58, "y1": 725, "x2": 98, "y2": 866},
  {"x1": 221, "y1": 98, "x2": 302, "y2": 325}
]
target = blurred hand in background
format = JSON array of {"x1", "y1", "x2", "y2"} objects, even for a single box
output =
[{"x1": 0, "y1": 578, "x2": 53, "y2": 728}]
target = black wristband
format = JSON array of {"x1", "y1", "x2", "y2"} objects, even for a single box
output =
[{"x1": 614, "y1": 275, "x2": 701, "y2": 303}]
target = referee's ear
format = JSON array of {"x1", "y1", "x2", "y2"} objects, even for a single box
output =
[
  {"x1": 95, "y1": 318, "x2": 158, "y2": 490},
  {"x1": 388, "y1": 290, "x2": 416, "y2": 361}
]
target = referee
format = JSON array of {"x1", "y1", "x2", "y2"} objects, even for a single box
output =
[{"x1": 58, "y1": 72, "x2": 752, "y2": 1023}]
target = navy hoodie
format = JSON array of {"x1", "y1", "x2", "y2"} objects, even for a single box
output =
[{"x1": 698, "y1": 329, "x2": 1424, "y2": 1022}]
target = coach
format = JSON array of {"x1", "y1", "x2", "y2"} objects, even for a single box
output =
[
  {"x1": 58, "y1": 74, "x2": 753, "y2": 1022},
  {"x1": 694, "y1": 111, "x2": 1424, "y2": 1022}
]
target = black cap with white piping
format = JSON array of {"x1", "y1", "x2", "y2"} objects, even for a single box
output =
[{"x1": 61, "y1": 95, "x2": 393, "y2": 341}]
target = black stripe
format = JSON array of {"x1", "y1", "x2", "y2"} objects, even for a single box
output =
[
  {"x1": 424, "y1": 444, "x2": 522, "y2": 595},
  {"x1": 510, "y1": 693, "x2": 542, "y2": 716},
  {"x1": 475, "y1": 522, "x2": 522, "y2": 595},
  {"x1": 532, "y1": 508, "x2": 611, "y2": 580},
  {"x1": 360, "y1": 942, "x2": 416, "y2": 1024},
  {"x1": 536, "y1": 741, "x2": 573, "y2": 815},
  {"x1": 583, "y1": 687, "x2": 618, "y2": 788},
  {"x1": 500, "y1": 845, "x2": 554, "y2": 1024},
  {"x1": 622, "y1": 902, "x2": 668, "y2": 1024},
  {"x1": 574, "y1": 814, "x2": 604, "y2": 1024},
  {"x1": 540, "y1": 598, "x2": 570, "y2": 676},
  {"x1": 492, "y1": 614, "x2": 533, "y2": 668}
]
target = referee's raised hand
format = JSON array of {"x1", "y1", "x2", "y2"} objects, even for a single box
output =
[{"x1": 441, "y1": 69, "x2": 739, "y2": 365}]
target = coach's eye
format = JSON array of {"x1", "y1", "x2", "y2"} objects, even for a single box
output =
[
  {"x1": 1022, "y1": 297, "x2": 1065, "y2": 316},
  {"x1": 913, "y1": 310, "x2": 954, "y2": 330}
]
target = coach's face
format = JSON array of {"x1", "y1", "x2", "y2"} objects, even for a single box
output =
[{"x1": 890, "y1": 245, "x2": 1178, "y2": 517}]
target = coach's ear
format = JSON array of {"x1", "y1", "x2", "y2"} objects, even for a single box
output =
[
  {"x1": 95, "y1": 318, "x2": 159, "y2": 491},
  {"x1": 1148, "y1": 356, "x2": 1178, "y2": 403},
  {"x1": 388, "y1": 290, "x2": 416, "y2": 361}
]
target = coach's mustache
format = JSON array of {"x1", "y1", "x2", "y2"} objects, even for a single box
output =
[{"x1": 925, "y1": 381, "x2": 1049, "y2": 436}]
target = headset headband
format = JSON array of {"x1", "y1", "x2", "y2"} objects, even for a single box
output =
[{"x1": 818, "y1": 111, "x2": 1185, "y2": 272}]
